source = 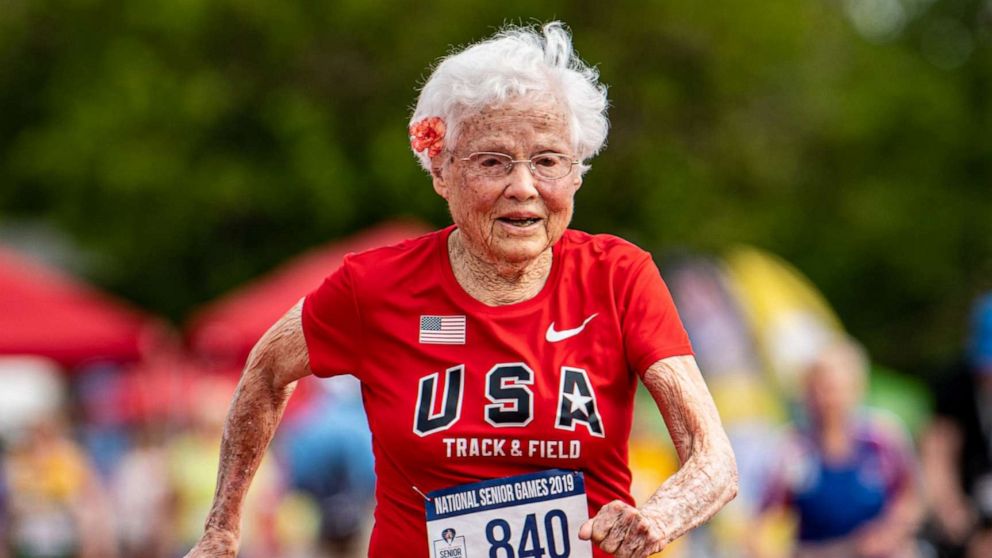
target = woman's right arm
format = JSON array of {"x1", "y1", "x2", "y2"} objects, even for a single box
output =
[{"x1": 184, "y1": 299, "x2": 313, "y2": 558}]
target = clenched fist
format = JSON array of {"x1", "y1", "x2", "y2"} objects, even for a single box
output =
[{"x1": 578, "y1": 500, "x2": 670, "y2": 558}]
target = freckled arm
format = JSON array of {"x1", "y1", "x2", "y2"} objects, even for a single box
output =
[
  {"x1": 580, "y1": 354, "x2": 738, "y2": 557},
  {"x1": 639, "y1": 354, "x2": 739, "y2": 545},
  {"x1": 186, "y1": 300, "x2": 312, "y2": 557}
]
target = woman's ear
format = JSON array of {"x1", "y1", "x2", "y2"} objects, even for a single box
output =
[{"x1": 431, "y1": 165, "x2": 448, "y2": 199}]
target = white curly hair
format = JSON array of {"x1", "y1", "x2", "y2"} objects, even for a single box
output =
[{"x1": 409, "y1": 21, "x2": 609, "y2": 174}]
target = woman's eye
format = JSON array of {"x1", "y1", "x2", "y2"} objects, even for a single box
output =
[{"x1": 478, "y1": 157, "x2": 505, "y2": 168}]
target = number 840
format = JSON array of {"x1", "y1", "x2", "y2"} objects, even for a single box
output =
[{"x1": 486, "y1": 509, "x2": 570, "y2": 558}]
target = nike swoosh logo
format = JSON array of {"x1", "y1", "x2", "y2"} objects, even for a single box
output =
[{"x1": 546, "y1": 313, "x2": 598, "y2": 343}]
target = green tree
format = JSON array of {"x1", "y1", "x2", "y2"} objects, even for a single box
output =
[{"x1": 1, "y1": 0, "x2": 989, "y2": 372}]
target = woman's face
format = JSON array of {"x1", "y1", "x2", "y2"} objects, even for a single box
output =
[
  {"x1": 805, "y1": 349, "x2": 864, "y2": 425},
  {"x1": 431, "y1": 98, "x2": 582, "y2": 266}
]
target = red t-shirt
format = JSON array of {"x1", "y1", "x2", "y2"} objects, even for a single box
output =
[{"x1": 302, "y1": 226, "x2": 692, "y2": 557}]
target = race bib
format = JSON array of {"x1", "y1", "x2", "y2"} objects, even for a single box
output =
[{"x1": 425, "y1": 469, "x2": 593, "y2": 558}]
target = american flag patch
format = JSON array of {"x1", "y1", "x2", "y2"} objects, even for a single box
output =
[{"x1": 419, "y1": 315, "x2": 466, "y2": 345}]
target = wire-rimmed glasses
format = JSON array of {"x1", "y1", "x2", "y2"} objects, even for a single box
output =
[{"x1": 458, "y1": 152, "x2": 579, "y2": 181}]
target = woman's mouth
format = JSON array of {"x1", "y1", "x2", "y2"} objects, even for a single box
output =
[{"x1": 498, "y1": 217, "x2": 542, "y2": 227}]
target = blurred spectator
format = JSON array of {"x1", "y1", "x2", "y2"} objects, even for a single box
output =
[
  {"x1": 72, "y1": 365, "x2": 132, "y2": 481},
  {"x1": 111, "y1": 423, "x2": 174, "y2": 558},
  {"x1": 921, "y1": 293, "x2": 992, "y2": 558},
  {"x1": 750, "y1": 339, "x2": 922, "y2": 558},
  {"x1": 166, "y1": 376, "x2": 282, "y2": 558},
  {"x1": 2, "y1": 415, "x2": 117, "y2": 558},
  {"x1": 279, "y1": 376, "x2": 374, "y2": 557}
]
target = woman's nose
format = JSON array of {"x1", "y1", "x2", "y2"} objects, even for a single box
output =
[{"x1": 503, "y1": 161, "x2": 540, "y2": 199}]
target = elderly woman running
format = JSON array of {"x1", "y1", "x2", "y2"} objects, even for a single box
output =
[{"x1": 186, "y1": 21, "x2": 737, "y2": 558}]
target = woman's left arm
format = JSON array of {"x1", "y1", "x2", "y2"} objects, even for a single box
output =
[{"x1": 579, "y1": 354, "x2": 738, "y2": 558}]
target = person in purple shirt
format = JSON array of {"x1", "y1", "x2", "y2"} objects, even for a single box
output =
[{"x1": 752, "y1": 339, "x2": 923, "y2": 558}]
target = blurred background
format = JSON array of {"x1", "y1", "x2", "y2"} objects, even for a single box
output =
[{"x1": 1, "y1": 0, "x2": 990, "y2": 557}]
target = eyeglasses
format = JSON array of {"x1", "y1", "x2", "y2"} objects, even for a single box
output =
[{"x1": 458, "y1": 152, "x2": 579, "y2": 181}]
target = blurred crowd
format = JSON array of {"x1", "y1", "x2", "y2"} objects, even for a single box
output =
[
  {"x1": 1, "y1": 244, "x2": 991, "y2": 558},
  {"x1": 0, "y1": 361, "x2": 375, "y2": 558}
]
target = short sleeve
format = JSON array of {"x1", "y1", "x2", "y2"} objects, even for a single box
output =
[
  {"x1": 621, "y1": 255, "x2": 693, "y2": 376},
  {"x1": 757, "y1": 432, "x2": 805, "y2": 512},
  {"x1": 301, "y1": 256, "x2": 363, "y2": 378},
  {"x1": 870, "y1": 412, "x2": 918, "y2": 496},
  {"x1": 758, "y1": 460, "x2": 790, "y2": 512}
]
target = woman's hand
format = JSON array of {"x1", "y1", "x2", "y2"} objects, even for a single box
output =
[
  {"x1": 579, "y1": 500, "x2": 669, "y2": 558},
  {"x1": 579, "y1": 356, "x2": 738, "y2": 557},
  {"x1": 183, "y1": 529, "x2": 239, "y2": 558}
]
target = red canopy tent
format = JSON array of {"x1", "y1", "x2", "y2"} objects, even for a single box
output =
[
  {"x1": 187, "y1": 220, "x2": 430, "y2": 365},
  {"x1": 0, "y1": 247, "x2": 161, "y2": 369}
]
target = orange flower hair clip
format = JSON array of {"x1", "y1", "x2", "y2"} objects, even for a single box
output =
[{"x1": 409, "y1": 116, "x2": 446, "y2": 159}]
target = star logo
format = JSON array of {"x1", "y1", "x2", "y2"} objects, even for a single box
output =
[{"x1": 562, "y1": 382, "x2": 594, "y2": 415}]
